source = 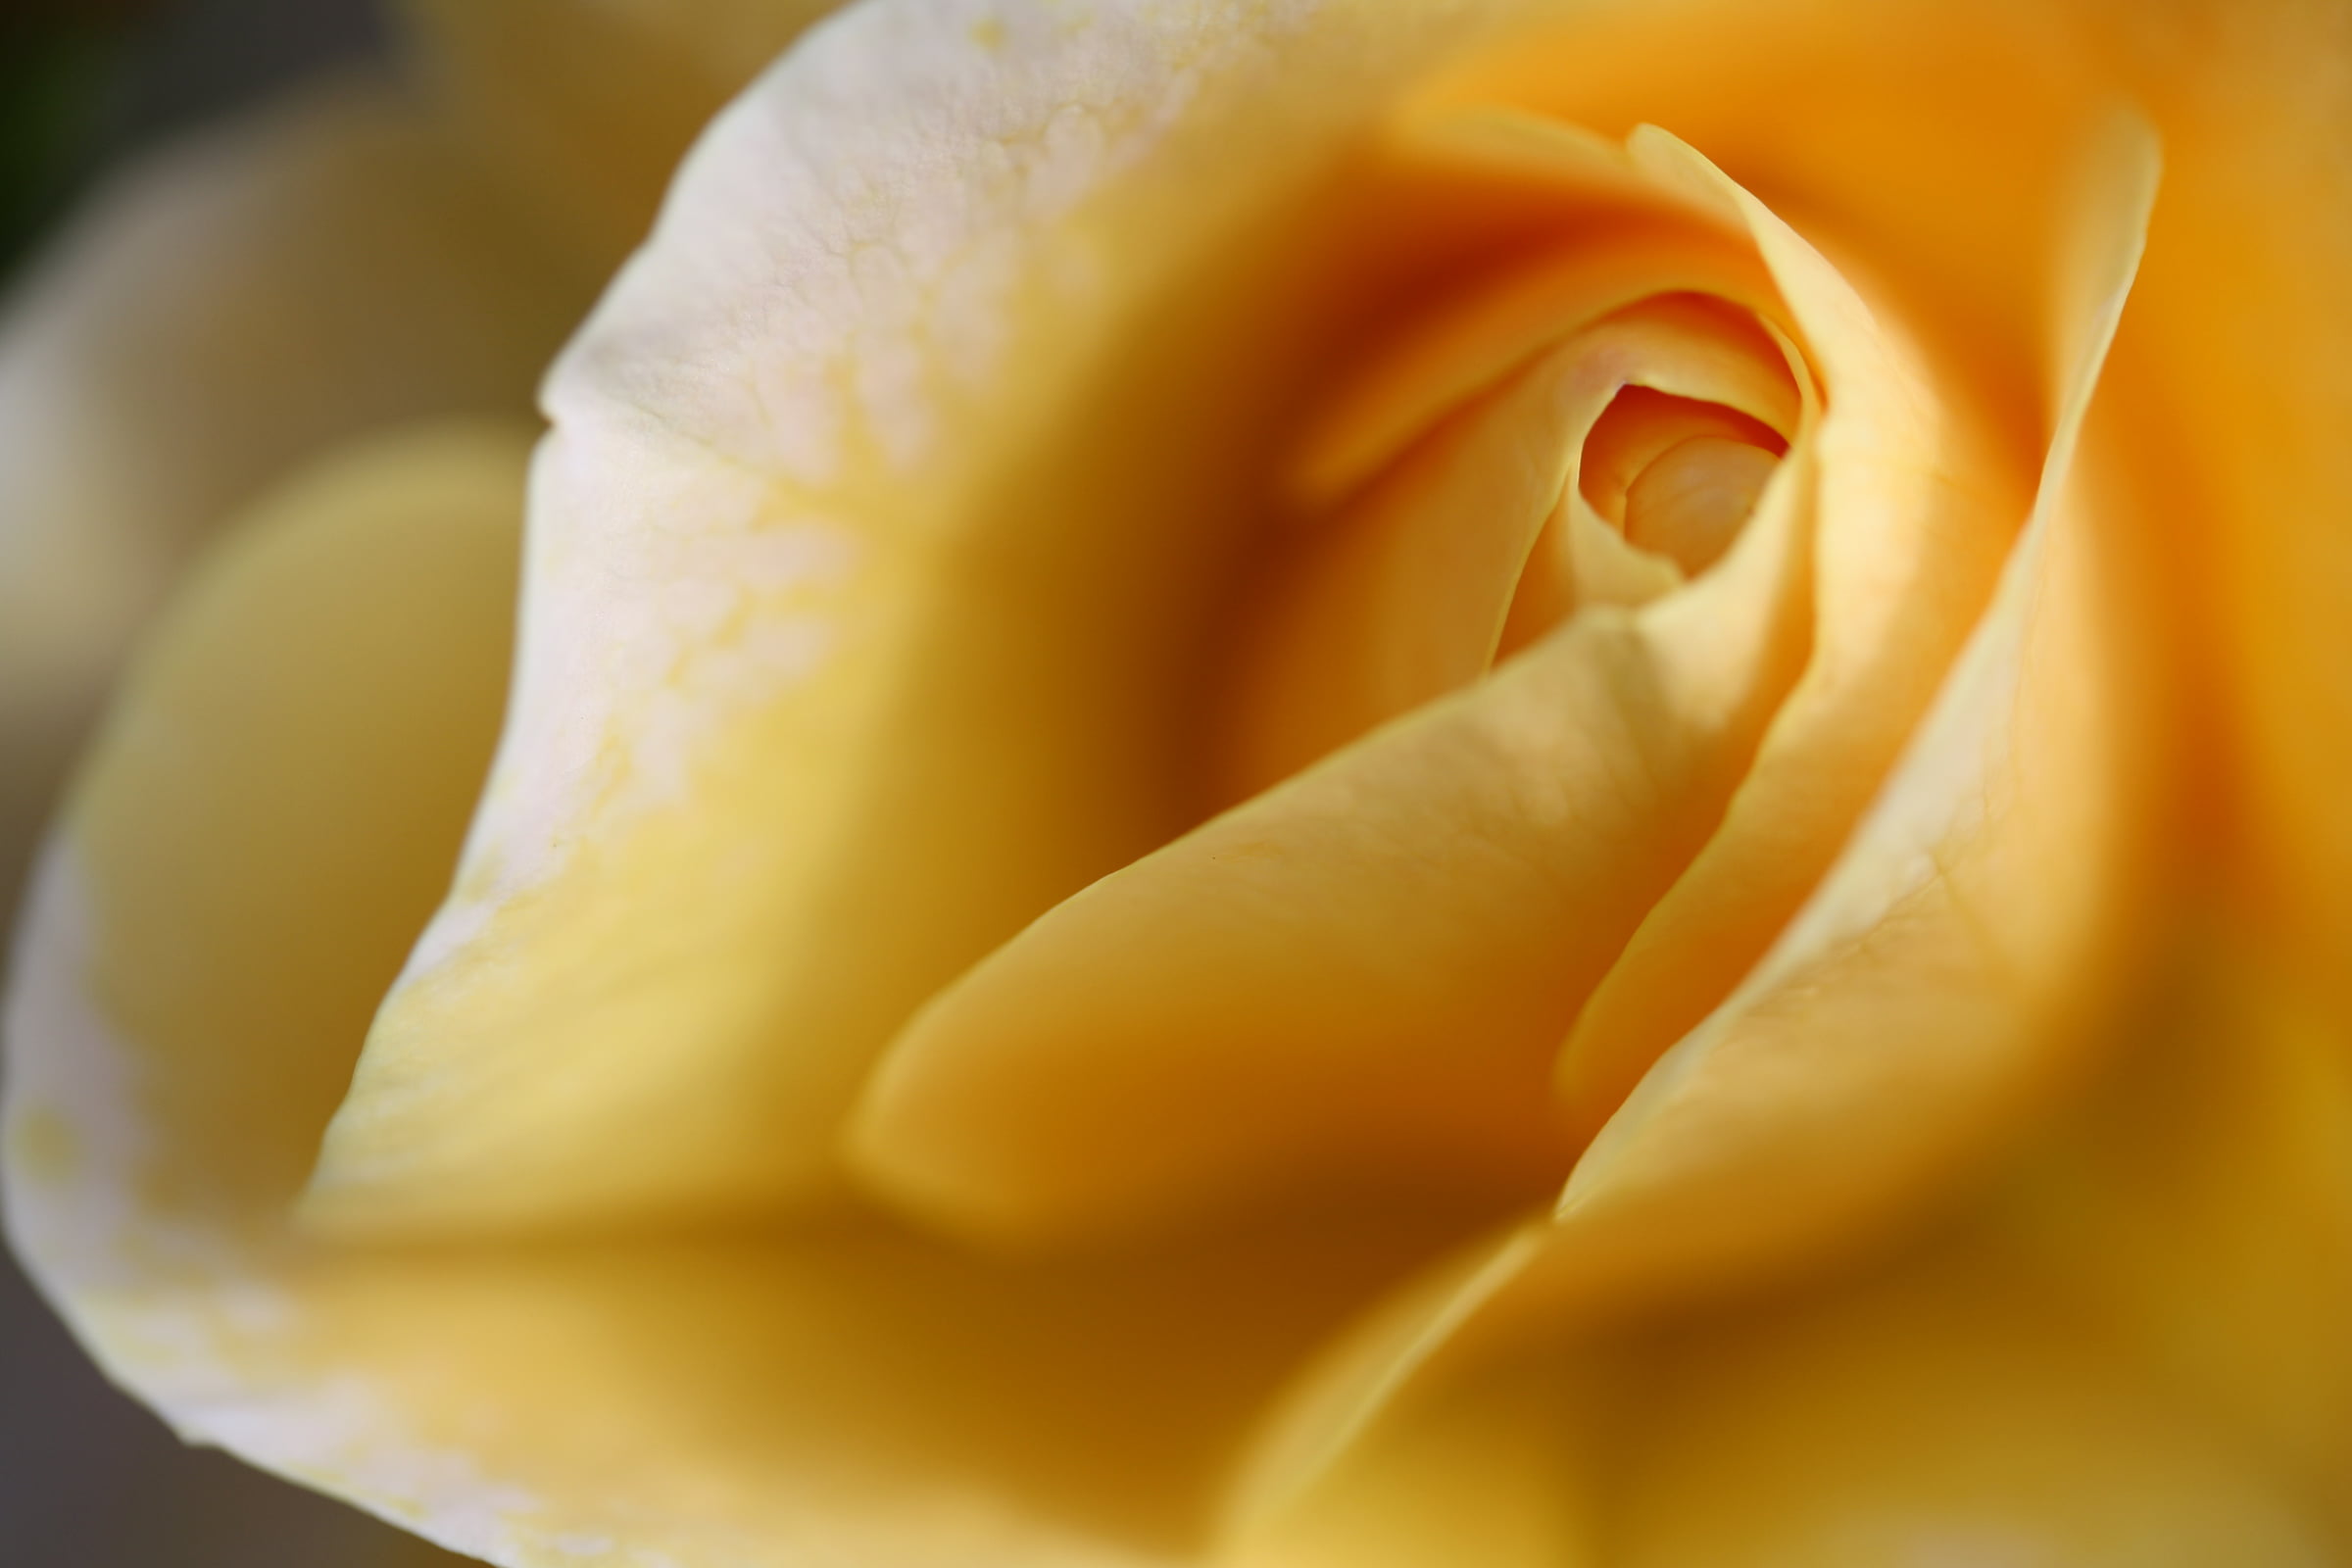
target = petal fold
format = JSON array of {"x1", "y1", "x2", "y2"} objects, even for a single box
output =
[
  {"x1": 1222, "y1": 289, "x2": 1800, "y2": 799},
  {"x1": 5, "y1": 418, "x2": 1417, "y2": 1568},
  {"x1": 0, "y1": 82, "x2": 582, "y2": 906},
  {"x1": 1232, "y1": 106, "x2": 2164, "y2": 1520},
  {"x1": 1555, "y1": 127, "x2": 2032, "y2": 1131},
  {"x1": 850, "y1": 434, "x2": 1812, "y2": 1247}
]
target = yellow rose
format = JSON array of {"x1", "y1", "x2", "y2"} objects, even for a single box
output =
[{"x1": 8, "y1": 2, "x2": 2351, "y2": 1566}]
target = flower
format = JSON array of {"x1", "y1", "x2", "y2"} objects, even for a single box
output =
[{"x1": 9, "y1": 2, "x2": 2352, "y2": 1566}]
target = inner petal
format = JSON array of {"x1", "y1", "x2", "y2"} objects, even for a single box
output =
[
  {"x1": 1220, "y1": 291, "x2": 1801, "y2": 805},
  {"x1": 1625, "y1": 436, "x2": 1782, "y2": 575},
  {"x1": 1580, "y1": 386, "x2": 1787, "y2": 527},
  {"x1": 849, "y1": 428, "x2": 1815, "y2": 1249},
  {"x1": 1501, "y1": 382, "x2": 1788, "y2": 659}
]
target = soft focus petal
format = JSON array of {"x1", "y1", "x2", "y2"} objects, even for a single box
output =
[
  {"x1": 398, "y1": 0, "x2": 842, "y2": 261},
  {"x1": 1606, "y1": 1247, "x2": 2333, "y2": 1568},
  {"x1": 2, "y1": 421, "x2": 1430, "y2": 1566},
  {"x1": 6, "y1": 422, "x2": 530, "y2": 1237},
  {"x1": 1541, "y1": 109, "x2": 2158, "y2": 1282},
  {"x1": 2078, "y1": 0, "x2": 2352, "y2": 1006},
  {"x1": 1996, "y1": 937, "x2": 2352, "y2": 1537},
  {"x1": 0, "y1": 80, "x2": 585, "y2": 908},
  {"x1": 1237, "y1": 1235, "x2": 2335, "y2": 1568}
]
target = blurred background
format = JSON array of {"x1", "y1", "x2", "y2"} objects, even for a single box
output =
[{"x1": 2, "y1": 3, "x2": 474, "y2": 1560}]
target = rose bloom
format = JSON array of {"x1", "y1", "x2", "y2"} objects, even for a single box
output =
[{"x1": 6, "y1": 0, "x2": 2352, "y2": 1564}]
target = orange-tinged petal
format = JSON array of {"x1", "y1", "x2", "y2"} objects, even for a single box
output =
[
  {"x1": 2079, "y1": 0, "x2": 2352, "y2": 1004},
  {"x1": 849, "y1": 430, "x2": 1812, "y2": 1248},
  {"x1": 1232, "y1": 107, "x2": 2164, "y2": 1520},
  {"x1": 1288, "y1": 111, "x2": 1777, "y2": 508},
  {"x1": 1554, "y1": 106, "x2": 2159, "y2": 1277},
  {"x1": 1996, "y1": 936, "x2": 2352, "y2": 1535},
  {"x1": 1222, "y1": 287, "x2": 1801, "y2": 799},
  {"x1": 1553, "y1": 127, "x2": 2032, "y2": 1132}
]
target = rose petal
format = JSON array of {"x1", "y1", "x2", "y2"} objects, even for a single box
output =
[
  {"x1": 1234, "y1": 1237, "x2": 2332, "y2": 1568},
  {"x1": 1231, "y1": 106, "x2": 2164, "y2": 1524},
  {"x1": 1221, "y1": 1342, "x2": 1606, "y2": 1568},
  {"x1": 1287, "y1": 110, "x2": 1777, "y2": 507},
  {"x1": 849, "y1": 428, "x2": 1812, "y2": 1246},
  {"x1": 1555, "y1": 107, "x2": 2158, "y2": 1278},
  {"x1": 0, "y1": 82, "x2": 583, "y2": 912},
  {"x1": 2091, "y1": 1, "x2": 2352, "y2": 1011},
  {"x1": 1603, "y1": 1246, "x2": 2332, "y2": 1568},
  {"x1": 1222, "y1": 288, "x2": 1803, "y2": 799},
  {"x1": 1552, "y1": 126, "x2": 2033, "y2": 1133},
  {"x1": 6, "y1": 423, "x2": 531, "y2": 1233},
  {"x1": 1994, "y1": 938, "x2": 2352, "y2": 1533}
]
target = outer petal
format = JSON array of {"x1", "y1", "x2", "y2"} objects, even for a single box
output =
[
  {"x1": 1603, "y1": 1245, "x2": 2334, "y2": 1568},
  {"x1": 0, "y1": 80, "x2": 586, "y2": 910},
  {"x1": 1230, "y1": 1235, "x2": 2335, "y2": 1568},
  {"x1": 1995, "y1": 937, "x2": 2352, "y2": 1537},
  {"x1": 2078, "y1": 0, "x2": 2352, "y2": 1009},
  {"x1": 3, "y1": 422, "x2": 1430, "y2": 1567}
]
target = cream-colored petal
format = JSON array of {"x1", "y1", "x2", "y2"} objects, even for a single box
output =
[
  {"x1": 849, "y1": 432, "x2": 1811, "y2": 1248},
  {"x1": 0, "y1": 80, "x2": 584, "y2": 913},
  {"x1": 1620, "y1": 435, "x2": 1781, "y2": 573},
  {"x1": 1232, "y1": 108, "x2": 2163, "y2": 1519},
  {"x1": 310, "y1": 0, "x2": 1807, "y2": 1238},
  {"x1": 3, "y1": 421, "x2": 1428, "y2": 1567}
]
